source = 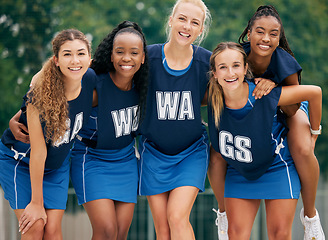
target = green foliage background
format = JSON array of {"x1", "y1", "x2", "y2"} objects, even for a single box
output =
[{"x1": 1, "y1": 0, "x2": 327, "y2": 174}]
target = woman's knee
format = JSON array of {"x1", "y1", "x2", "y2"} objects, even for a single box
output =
[
  {"x1": 43, "y1": 220, "x2": 62, "y2": 239},
  {"x1": 228, "y1": 224, "x2": 251, "y2": 240},
  {"x1": 22, "y1": 219, "x2": 44, "y2": 240},
  {"x1": 167, "y1": 210, "x2": 189, "y2": 231},
  {"x1": 93, "y1": 220, "x2": 118, "y2": 239},
  {"x1": 268, "y1": 226, "x2": 291, "y2": 240}
]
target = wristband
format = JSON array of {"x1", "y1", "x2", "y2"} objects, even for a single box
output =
[{"x1": 310, "y1": 125, "x2": 322, "y2": 135}]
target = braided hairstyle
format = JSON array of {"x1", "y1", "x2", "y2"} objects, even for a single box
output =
[
  {"x1": 90, "y1": 20, "x2": 149, "y2": 122},
  {"x1": 238, "y1": 5, "x2": 294, "y2": 58}
]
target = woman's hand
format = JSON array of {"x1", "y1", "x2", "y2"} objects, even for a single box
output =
[
  {"x1": 19, "y1": 202, "x2": 47, "y2": 234},
  {"x1": 9, "y1": 110, "x2": 30, "y2": 144},
  {"x1": 252, "y1": 78, "x2": 277, "y2": 99}
]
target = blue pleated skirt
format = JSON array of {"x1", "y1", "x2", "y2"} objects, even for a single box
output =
[
  {"x1": 70, "y1": 139, "x2": 138, "y2": 204},
  {"x1": 225, "y1": 136, "x2": 301, "y2": 199},
  {"x1": 0, "y1": 140, "x2": 69, "y2": 209},
  {"x1": 138, "y1": 129, "x2": 209, "y2": 196}
]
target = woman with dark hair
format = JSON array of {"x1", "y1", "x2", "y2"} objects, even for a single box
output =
[
  {"x1": 209, "y1": 6, "x2": 324, "y2": 240},
  {"x1": 69, "y1": 20, "x2": 148, "y2": 240},
  {"x1": 9, "y1": 21, "x2": 149, "y2": 240},
  {"x1": 208, "y1": 41, "x2": 322, "y2": 240}
]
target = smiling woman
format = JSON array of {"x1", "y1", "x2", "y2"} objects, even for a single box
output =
[
  {"x1": 0, "y1": 29, "x2": 95, "y2": 240},
  {"x1": 208, "y1": 5, "x2": 325, "y2": 240},
  {"x1": 207, "y1": 41, "x2": 322, "y2": 240},
  {"x1": 110, "y1": 32, "x2": 145, "y2": 90},
  {"x1": 69, "y1": 21, "x2": 149, "y2": 240},
  {"x1": 136, "y1": 0, "x2": 213, "y2": 239}
]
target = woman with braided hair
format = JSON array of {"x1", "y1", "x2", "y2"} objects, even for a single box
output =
[
  {"x1": 9, "y1": 21, "x2": 149, "y2": 240},
  {"x1": 208, "y1": 41, "x2": 322, "y2": 240},
  {"x1": 208, "y1": 5, "x2": 324, "y2": 240},
  {"x1": 69, "y1": 20, "x2": 148, "y2": 240}
]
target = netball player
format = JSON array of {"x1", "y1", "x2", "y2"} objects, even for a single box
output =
[
  {"x1": 70, "y1": 21, "x2": 148, "y2": 240},
  {"x1": 0, "y1": 29, "x2": 95, "y2": 239},
  {"x1": 137, "y1": 0, "x2": 212, "y2": 239},
  {"x1": 208, "y1": 5, "x2": 324, "y2": 240},
  {"x1": 208, "y1": 41, "x2": 322, "y2": 240},
  {"x1": 9, "y1": 21, "x2": 148, "y2": 240}
]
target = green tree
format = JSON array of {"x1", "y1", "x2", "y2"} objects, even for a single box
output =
[
  {"x1": 0, "y1": 0, "x2": 55, "y2": 131},
  {"x1": 0, "y1": 0, "x2": 327, "y2": 175}
]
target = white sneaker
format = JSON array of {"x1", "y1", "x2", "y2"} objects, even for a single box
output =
[
  {"x1": 300, "y1": 208, "x2": 325, "y2": 240},
  {"x1": 213, "y1": 208, "x2": 229, "y2": 240}
]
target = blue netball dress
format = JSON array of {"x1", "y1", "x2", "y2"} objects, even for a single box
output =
[
  {"x1": 138, "y1": 44, "x2": 211, "y2": 196},
  {"x1": 70, "y1": 72, "x2": 139, "y2": 204},
  {"x1": 0, "y1": 68, "x2": 96, "y2": 210},
  {"x1": 208, "y1": 81, "x2": 301, "y2": 199}
]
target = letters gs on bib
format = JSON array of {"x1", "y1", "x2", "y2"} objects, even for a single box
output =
[
  {"x1": 219, "y1": 131, "x2": 253, "y2": 164},
  {"x1": 156, "y1": 91, "x2": 195, "y2": 120}
]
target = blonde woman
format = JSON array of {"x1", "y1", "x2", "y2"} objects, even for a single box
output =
[
  {"x1": 208, "y1": 42, "x2": 322, "y2": 240},
  {"x1": 137, "y1": 0, "x2": 212, "y2": 239}
]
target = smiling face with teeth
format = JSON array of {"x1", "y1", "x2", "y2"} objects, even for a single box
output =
[
  {"x1": 54, "y1": 39, "x2": 91, "y2": 83},
  {"x1": 110, "y1": 32, "x2": 145, "y2": 89},
  {"x1": 213, "y1": 48, "x2": 248, "y2": 91},
  {"x1": 169, "y1": 2, "x2": 204, "y2": 46},
  {"x1": 247, "y1": 16, "x2": 281, "y2": 58}
]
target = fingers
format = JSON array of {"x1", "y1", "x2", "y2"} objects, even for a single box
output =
[
  {"x1": 16, "y1": 124, "x2": 30, "y2": 143},
  {"x1": 19, "y1": 123, "x2": 29, "y2": 134},
  {"x1": 19, "y1": 213, "x2": 35, "y2": 234},
  {"x1": 18, "y1": 212, "x2": 47, "y2": 234},
  {"x1": 252, "y1": 78, "x2": 276, "y2": 99},
  {"x1": 20, "y1": 219, "x2": 35, "y2": 234}
]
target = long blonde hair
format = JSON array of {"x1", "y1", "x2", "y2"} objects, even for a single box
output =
[
  {"x1": 165, "y1": 0, "x2": 211, "y2": 45},
  {"x1": 208, "y1": 42, "x2": 252, "y2": 128},
  {"x1": 27, "y1": 29, "x2": 91, "y2": 144}
]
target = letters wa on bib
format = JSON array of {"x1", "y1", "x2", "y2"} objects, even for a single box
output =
[
  {"x1": 0, "y1": 68, "x2": 95, "y2": 209},
  {"x1": 138, "y1": 44, "x2": 211, "y2": 196}
]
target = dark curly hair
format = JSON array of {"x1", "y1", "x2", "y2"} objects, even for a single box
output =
[
  {"x1": 90, "y1": 20, "x2": 149, "y2": 122},
  {"x1": 238, "y1": 5, "x2": 294, "y2": 57}
]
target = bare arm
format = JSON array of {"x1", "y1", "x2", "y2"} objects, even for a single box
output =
[
  {"x1": 279, "y1": 85, "x2": 322, "y2": 143},
  {"x1": 8, "y1": 71, "x2": 43, "y2": 143},
  {"x1": 9, "y1": 110, "x2": 30, "y2": 143},
  {"x1": 278, "y1": 73, "x2": 301, "y2": 117},
  {"x1": 19, "y1": 104, "x2": 47, "y2": 234}
]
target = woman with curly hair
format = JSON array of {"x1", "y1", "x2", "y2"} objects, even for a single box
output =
[
  {"x1": 0, "y1": 29, "x2": 95, "y2": 239},
  {"x1": 9, "y1": 21, "x2": 149, "y2": 240},
  {"x1": 9, "y1": 20, "x2": 148, "y2": 239}
]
